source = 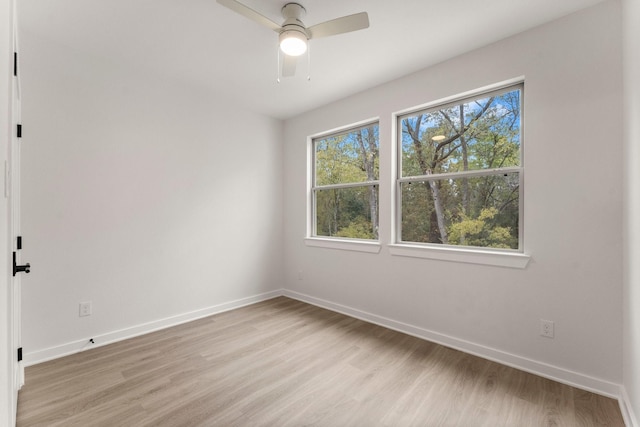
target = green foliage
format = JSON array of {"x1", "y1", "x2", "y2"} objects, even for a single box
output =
[
  {"x1": 401, "y1": 182, "x2": 433, "y2": 242},
  {"x1": 315, "y1": 127, "x2": 379, "y2": 186},
  {"x1": 448, "y1": 207, "x2": 516, "y2": 249},
  {"x1": 334, "y1": 216, "x2": 376, "y2": 239},
  {"x1": 400, "y1": 88, "x2": 522, "y2": 249},
  {"x1": 314, "y1": 125, "x2": 380, "y2": 240},
  {"x1": 316, "y1": 186, "x2": 378, "y2": 239}
]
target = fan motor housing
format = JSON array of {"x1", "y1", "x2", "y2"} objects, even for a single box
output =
[
  {"x1": 280, "y1": 3, "x2": 308, "y2": 38},
  {"x1": 281, "y1": 3, "x2": 306, "y2": 20}
]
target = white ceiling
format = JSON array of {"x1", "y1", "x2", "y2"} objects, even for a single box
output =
[{"x1": 18, "y1": 0, "x2": 606, "y2": 120}]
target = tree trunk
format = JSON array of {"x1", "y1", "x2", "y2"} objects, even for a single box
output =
[
  {"x1": 369, "y1": 185, "x2": 378, "y2": 239},
  {"x1": 459, "y1": 105, "x2": 469, "y2": 245},
  {"x1": 427, "y1": 179, "x2": 448, "y2": 244},
  {"x1": 460, "y1": 104, "x2": 470, "y2": 211},
  {"x1": 357, "y1": 128, "x2": 379, "y2": 238},
  {"x1": 405, "y1": 116, "x2": 449, "y2": 244},
  {"x1": 332, "y1": 190, "x2": 339, "y2": 235}
]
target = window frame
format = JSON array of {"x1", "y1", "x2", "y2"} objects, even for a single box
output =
[
  {"x1": 306, "y1": 119, "x2": 382, "y2": 252},
  {"x1": 391, "y1": 82, "x2": 529, "y2": 268}
]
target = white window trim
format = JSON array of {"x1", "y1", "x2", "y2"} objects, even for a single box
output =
[
  {"x1": 304, "y1": 237, "x2": 382, "y2": 253},
  {"x1": 303, "y1": 79, "x2": 532, "y2": 269},
  {"x1": 307, "y1": 118, "x2": 381, "y2": 243},
  {"x1": 388, "y1": 243, "x2": 530, "y2": 269},
  {"x1": 391, "y1": 79, "x2": 528, "y2": 268}
]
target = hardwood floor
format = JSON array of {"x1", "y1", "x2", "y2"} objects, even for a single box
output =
[{"x1": 17, "y1": 297, "x2": 625, "y2": 426}]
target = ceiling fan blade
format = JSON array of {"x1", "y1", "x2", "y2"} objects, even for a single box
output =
[
  {"x1": 282, "y1": 54, "x2": 297, "y2": 77},
  {"x1": 216, "y1": 0, "x2": 281, "y2": 32},
  {"x1": 307, "y1": 12, "x2": 369, "y2": 39}
]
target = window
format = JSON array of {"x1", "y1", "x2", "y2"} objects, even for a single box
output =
[
  {"x1": 311, "y1": 123, "x2": 379, "y2": 241},
  {"x1": 397, "y1": 84, "x2": 523, "y2": 251}
]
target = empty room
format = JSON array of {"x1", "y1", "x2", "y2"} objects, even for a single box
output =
[{"x1": 1, "y1": 0, "x2": 640, "y2": 425}]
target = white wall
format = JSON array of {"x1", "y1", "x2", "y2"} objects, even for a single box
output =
[
  {"x1": 18, "y1": 31, "x2": 284, "y2": 362},
  {"x1": 14, "y1": 0, "x2": 632, "y2": 416},
  {"x1": 623, "y1": 0, "x2": 640, "y2": 422},
  {"x1": 283, "y1": 1, "x2": 623, "y2": 395}
]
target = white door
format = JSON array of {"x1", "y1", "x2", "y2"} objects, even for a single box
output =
[
  {"x1": 9, "y1": 0, "x2": 26, "y2": 420},
  {"x1": 10, "y1": 44, "x2": 25, "y2": 391}
]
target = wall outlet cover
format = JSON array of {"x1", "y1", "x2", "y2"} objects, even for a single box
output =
[
  {"x1": 79, "y1": 301, "x2": 92, "y2": 317},
  {"x1": 540, "y1": 319, "x2": 554, "y2": 338}
]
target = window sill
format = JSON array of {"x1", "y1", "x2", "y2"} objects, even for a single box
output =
[
  {"x1": 388, "y1": 244, "x2": 530, "y2": 269},
  {"x1": 305, "y1": 237, "x2": 382, "y2": 254}
]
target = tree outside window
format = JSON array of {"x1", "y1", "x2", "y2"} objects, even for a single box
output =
[
  {"x1": 313, "y1": 124, "x2": 379, "y2": 240},
  {"x1": 398, "y1": 85, "x2": 523, "y2": 250}
]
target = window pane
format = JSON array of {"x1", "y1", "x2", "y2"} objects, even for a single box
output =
[
  {"x1": 401, "y1": 173, "x2": 519, "y2": 249},
  {"x1": 400, "y1": 89, "x2": 521, "y2": 178},
  {"x1": 315, "y1": 186, "x2": 379, "y2": 240},
  {"x1": 315, "y1": 125, "x2": 379, "y2": 186}
]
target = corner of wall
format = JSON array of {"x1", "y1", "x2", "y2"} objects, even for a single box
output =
[
  {"x1": 622, "y1": 0, "x2": 640, "y2": 425},
  {"x1": 621, "y1": 386, "x2": 640, "y2": 427}
]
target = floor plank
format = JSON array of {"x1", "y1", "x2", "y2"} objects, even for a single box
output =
[{"x1": 17, "y1": 297, "x2": 625, "y2": 426}]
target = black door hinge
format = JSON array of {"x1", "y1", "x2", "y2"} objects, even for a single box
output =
[
  {"x1": 17, "y1": 124, "x2": 22, "y2": 138},
  {"x1": 17, "y1": 347, "x2": 22, "y2": 362},
  {"x1": 13, "y1": 52, "x2": 17, "y2": 77}
]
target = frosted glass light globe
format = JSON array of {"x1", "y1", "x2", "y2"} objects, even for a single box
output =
[{"x1": 280, "y1": 30, "x2": 307, "y2": 56}]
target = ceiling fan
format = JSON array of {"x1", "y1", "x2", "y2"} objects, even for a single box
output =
[{"x1": 217, "y1": 0, "x2": 370, "y2": 78}]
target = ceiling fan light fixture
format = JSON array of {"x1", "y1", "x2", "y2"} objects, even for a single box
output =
[
  {"x1": 279, "y1": 29, "x2": 307, "y2": 56},
  {"x1": 216, "y1": 0, "x2": 369, "y2": 77}
]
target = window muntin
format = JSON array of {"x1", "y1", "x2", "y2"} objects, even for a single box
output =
[
  {"x1": 312, "y1": 123, "x2": 379, "y2": 240},
  {"x1": 397, "y1": 85, "x2": 523, "y2": 251}
]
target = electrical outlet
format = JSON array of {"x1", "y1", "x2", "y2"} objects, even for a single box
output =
[
  {"x1": 540, "y1": 319, "x2": 554, "y2": 338},
  {"x1": 79, "y1": 301, "x2": 92, "y2": 317}
]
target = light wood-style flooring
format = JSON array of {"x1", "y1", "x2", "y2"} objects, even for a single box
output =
[{"x1": 17, "y1": 297, "x2": 625, "y2": 426}]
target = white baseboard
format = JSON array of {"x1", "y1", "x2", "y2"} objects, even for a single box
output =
[
  {"x1": 25, "y1": 287, "x2": 633, "y2": 425},
  {"x1": 621, "y1": 387, "x2": 640, "y2": 427},
  {"x1": 283, "y1": 289, "x2": 623, "y2": 400},
  {"x1": 24, "y1": 289, "x2": 283, "y2": 366}
]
